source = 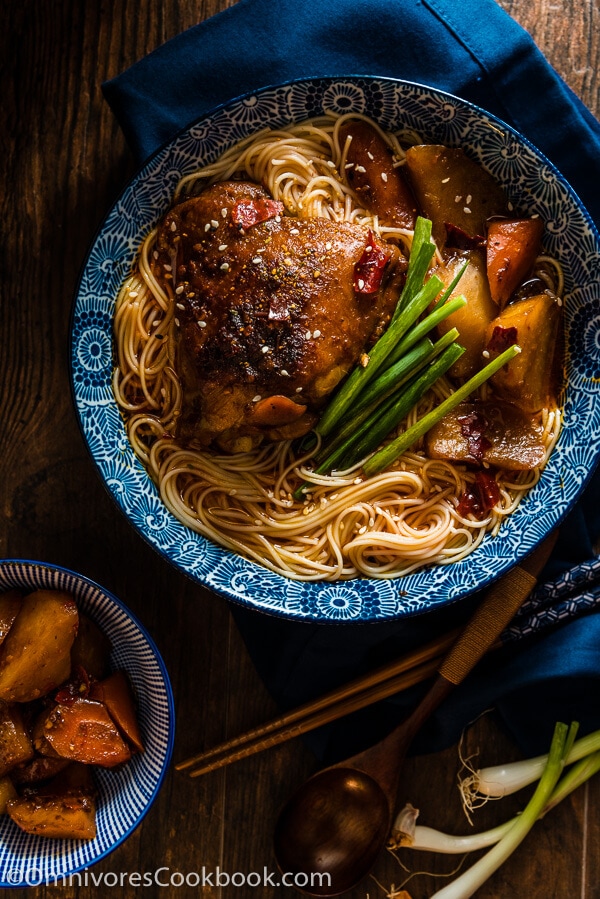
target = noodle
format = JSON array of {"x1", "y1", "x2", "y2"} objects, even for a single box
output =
[{"x1": 113, "y1": 114, "x2": 562, "y2": 581}]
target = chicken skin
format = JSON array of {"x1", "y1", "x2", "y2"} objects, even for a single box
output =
[{"x1": 154, "y1": 181, "x2": 406, "y2": 452}]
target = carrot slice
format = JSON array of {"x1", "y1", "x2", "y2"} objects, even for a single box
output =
[
  {"x1": 486, "y1": 217, "x2": 544, "y2": 308},
  {"x1": 41, "y1": 697, "x2": 132, "y2": 767},
  {"x1": 90, "y1": 671, "x2": 144, "y2": 754}
]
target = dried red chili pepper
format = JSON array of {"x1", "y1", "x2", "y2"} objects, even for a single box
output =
[
  {"x1": 457, "y1": 470, "x2": 501, "y2": 519},
  {"x1": 487, "y1": 324, "x2": 518, "y2": 354},
  {"x1": 231, "y1": 197, "x2": 284, "y2": 230},
  {"x1": 458, "y1": 409, "x2": 491, "y2": 462},
  {"x1": 353, "y1": 230, "x2": 389, "y2": 294}
]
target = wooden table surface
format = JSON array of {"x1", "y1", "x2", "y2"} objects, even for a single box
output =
[{"x1": 2, "y1": 1, "x2": 599, "y2": 896}]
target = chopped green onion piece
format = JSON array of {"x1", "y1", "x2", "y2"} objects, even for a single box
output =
[{"x1": 363, "y1": 343, "x2": 521, "y2": 476}]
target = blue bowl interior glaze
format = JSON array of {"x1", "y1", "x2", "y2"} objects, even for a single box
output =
[{"x1": 71, "y1": 76, "x2": 600, "y2": 623}]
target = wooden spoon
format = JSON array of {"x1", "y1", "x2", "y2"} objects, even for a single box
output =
[{"x1": 273, "y1": 535, "x2": 556, "y2": 896}]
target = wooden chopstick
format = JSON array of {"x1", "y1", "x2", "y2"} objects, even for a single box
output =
[{"x1": 176, "y1": 626, "x2": 461, "y2": 777}]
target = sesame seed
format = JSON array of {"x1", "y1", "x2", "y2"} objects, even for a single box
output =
[
  {"x1": 358, "y1": 278, "x2": 365, "y2": 290},
  {"x1": 128, "y1": 290, "x2": 138, "y2": 298},
  {"x1": 466, "y1": 194, "x2": 472, "y2": 204},
  {"x1": 175, "y1": 285, "x2": 184, "y2": 294},
  {"x1": 455, "y1": 195, "x2": 462, "y2": 203},
  {"x1": 345, "y1": 163, "x2": 354, "y2": 169},
  {"x1": 441, "y1": 177, "x2": 450, "y2": 183},
  {"x1": 463, "y1": 206, "x2": 472, "y2": 214},
  {"x1": 381, "y1": 172, "x2": 388, "y2": 182},
  {"x1": 211, "y1": 219, "x2": 219, "y2": 229},
  {"x1": 355, "y1": 165, "x2": 366, "y2": 173},
  {"x1": 482, "y1": 349, "x2": 490, "y2": 358},
  {"x1": 197, "y1": 320, "x2": 207, "y2": 328},
  {"x1": 296, "y1": 387, "x2": 303, "y2": 393},
  {"x1": 152, "y1": 319, "x2": 161, "y2": 327},
  {"x1": 326, "y1": 160, "x2": 335, "y2": 168},
  {"x1": 174, "y1": 317, "x2": 180, "y2": 327},
  {"x1": 176, "y1": 302, "x2": 185, "y2": 310},
  {"x1": 367, "y1": 151, "x2": 374, "y2": 160},
  {"x1": 313, "y1": 329, "x2": 321, "y2": 338},
  {"x1": 252, "y1": 395, "x2": 262, "y2": 403},
  {"x1": 281, "y1": 369, "x2": 290, "y2": 377},
  {"x1": 205, "y1": 223, "x2": 211, "y2": 232},
  {"x1": 220, "y1": 262, "x2": 230, "y2": 271},
  {"x1": 274, "y1": 215, "x2": 281, "y2": 222},
  {"x1": 325, "y1": 241, "x2": 332, "y2": 251},
  {"x1": 290, "y1": 228, "x2": 300, "y2": 236},
  {"x1": 218, "y1": 244, "x2": 228, "y2": 251},
  {"x1": 252, "y1": 256, "x2": 262, "y2": 264},
  {"x1": 305, "y1": 330, "x2": 312, "y2": 340},
  {"x1": 508, "y1": 201, "x2": 514, "y2": 211},
  {"x1": 153, "y1": 250, "x2": 159, "y2": 260},
  {"x1": 170, "y1": 220, "x2": 177, "y2": 232},
  {"x1": 261, "y1": 346, "x2": 269, "y2": 354},
  {"x1": 221, "y1": 207, "x2": 227, "y2": 218}
]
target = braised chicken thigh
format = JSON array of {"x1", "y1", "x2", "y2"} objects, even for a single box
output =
[{"x1": 154, "y1": 181, "x2": 406, "y2": 452}]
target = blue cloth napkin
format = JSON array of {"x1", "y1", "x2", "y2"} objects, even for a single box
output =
[{"x1": 103, "y1": 0, "x2": 600, "y2": 759}]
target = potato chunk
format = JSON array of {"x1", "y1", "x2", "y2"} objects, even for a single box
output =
[
  {"x1": 0, "y1": 590, "x2": 78, "y2": 702},
  {"x1": 405, "y1": 145, "x2": 509, "y2": 248},
  {"x1": 485, "y1": 294, "x2": 561, "y2": 412},
  {"x1": 425, "y1": 400, "x2": 546, "y2": 470},
  {"x1": 0, "y1": 775, "x2": 17, "y2": 813},
  {"x1": 6, "y1": 762, "x2": 97, "y2": 837},
  {"x1": 433, "y1": 249, "x2": 497, "y2": 379},
  {"x1": 0, "y1": 702, "x2": 34, "y2": 775}
]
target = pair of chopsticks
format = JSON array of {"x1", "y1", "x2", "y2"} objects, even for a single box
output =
[
  {"x1": 176, "y1": 625, "x2": 462, "y2": 778},
  {"x1": 177, "y1": 541, "x2": 600, "y2": 779}
]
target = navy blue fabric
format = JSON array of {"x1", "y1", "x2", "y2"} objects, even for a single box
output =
[{"x1": 103, "y1": 0, "x2": 600, "y2": 759}]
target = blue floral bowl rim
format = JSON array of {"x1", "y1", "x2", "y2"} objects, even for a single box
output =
[{"x1": 69, "y1": 75, "x2": 600, "y2": 624}]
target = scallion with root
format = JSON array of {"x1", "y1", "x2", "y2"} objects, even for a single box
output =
[
  {"x1": 459, "y1": 725, "x2": 600, "y2": 806},
  {"x1": 391, "y1": 722, "x2": 580, "y2": 899},
  {"x1": 431, "y1": 721, "x2": 577, "y2": 898}
]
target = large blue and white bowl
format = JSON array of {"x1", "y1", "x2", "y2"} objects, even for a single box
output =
[
  {"x1": 0, "y1": 561, "x2": 174, "y2": 888},
  {"x1": 71, "y1": 76, "x2": 600, "y2": 623}
]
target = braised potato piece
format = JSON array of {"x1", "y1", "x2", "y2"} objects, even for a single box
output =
[
  {"x1": 0, "y1": 590, "x2": 22, "y2": 647},
  {"x1": 405, "y1": 145, "x2": 509, "y2": 248},
  {"x1": 6, "y1": 765, "x2": 96, "y2": 840},
  {"x1": 426, "y1": 400, "x2": 546, "y2": 470},
  {"x1": 70, "y1": 613, "x2": 111, "y2": 680},
  {"x1": 0, "y1": 590, "x2": 78, "y2": 702},
  {"x1": 90, "y1": 671, "x2": 144, "y2": 754},
  {"x1": 433, "y1": 249, "x2": 497, "y2": 378},
  {"x1": 11, "y1": 754, "x2": 70, "y2": 785},
  {"x1": 486, "y1": 293, "x2": 561, "y2": 412},
  {"x1": 40, "y1": 697, "x2": 132, "y2": 767},
  {"x1": 487, "y1": 217, "x2": 544, "y2": 308},
  {"x1": 0, "y1": 702, "x2": 34, "y2": 776},
  {"x1": 0, "y1": 775, "x2": 17, "y2": 813},
  {"x1": 340, "y1": 119, "x2": 417, "y2": 229}
]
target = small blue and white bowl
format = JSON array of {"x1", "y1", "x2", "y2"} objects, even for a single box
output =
[{"x1": 0, "y1": 560, "x2": 174, "y2": 889}]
